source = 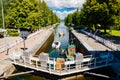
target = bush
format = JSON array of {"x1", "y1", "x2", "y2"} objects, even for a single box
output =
[{"x1": 7, "y1": 30, "x2": 19, "y2": 37}]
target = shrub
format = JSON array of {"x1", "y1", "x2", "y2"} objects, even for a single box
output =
[{"x1": 7, "y1": 30, "x2": 19, "y2": 37}]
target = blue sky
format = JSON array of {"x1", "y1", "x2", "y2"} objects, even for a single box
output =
[{"x1": 44, "y1": 0, "x2": 86, "y2": 19}]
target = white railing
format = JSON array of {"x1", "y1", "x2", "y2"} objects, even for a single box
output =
[
  {"x1": 0, "y1": 30, "x2": 43, "y2": 53},
  {"x1": 11, "y1": 54, "x2": 115, "y2": 75},
  {"x1": 80, "y1": 29, "x2": 120, "y2": 51}
]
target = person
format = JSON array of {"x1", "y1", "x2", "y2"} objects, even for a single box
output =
[{"x1": 61, "y1": 49, "x2": 65, "y2": 54}]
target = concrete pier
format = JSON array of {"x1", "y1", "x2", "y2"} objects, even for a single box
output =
[
  {"x1": 70, "y1": 29, "x2": 112, "y2": 55},
  {"x1": 0, "y1": 60, "x2": 15, "y2": 76},
  {"x1": 0, "y1": 26, "x2": 55, "y2": 78},
  {"x1": 26, "y1": 29, "x2": 54, "y2": 56},
  {"x1": 0, "y1": 28, "x2": 54, "y2": 61}
]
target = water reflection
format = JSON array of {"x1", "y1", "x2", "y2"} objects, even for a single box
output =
[
  {"x1": 49, "y1": 21, "x2": 69, "y2": 58},
  {"x1": 53, "y1": 21, "x2": 69, "y2": 49},
  {"x1": 9, "y1": 22, "x2": 70, "y2": 80}
]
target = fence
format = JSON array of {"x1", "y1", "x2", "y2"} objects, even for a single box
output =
[
  {"x1": 80, "y1": 29, "x2": 120, "y2": 51},
  {"x1": 11, "y1": 53, "x2": 115, "y2": 76},
  {"x1": 0, "y1": 29, "x2": 43, "y2": 53}
]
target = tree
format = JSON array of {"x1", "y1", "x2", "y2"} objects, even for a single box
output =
[
  {"x1": 82, "y1": 0, "x2": 120, "y2": 33},
  {"x1": 64, "y1": 13, "x2": 73, "y2": 26},
  {"x1": 65, "y1": 0, "x2": 120, "y2": 33},
  {"x1": 4, "y1": 0, "x2": 60, "y2": 29},
  {"x1": 64, "y1": 9, "x2": 81, "y2": 27}
]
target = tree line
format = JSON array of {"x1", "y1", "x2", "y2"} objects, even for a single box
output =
[
  {"x1": 65, "y1": 0, "x2": 120, "y2": 33},
  {"x1": 0, "y1": 0, "x2": 60, "y2": 30}
]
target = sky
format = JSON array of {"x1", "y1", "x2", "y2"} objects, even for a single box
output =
[{"x1": 44, "y1": 0, "x2": 86, "y2": 20}]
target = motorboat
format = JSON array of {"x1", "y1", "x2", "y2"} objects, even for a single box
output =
[
  {"x1": 52, "y1": 41, "x2": 61, "y2": 49},
  {"x1": 59, "y1": 31, "x2": 64, "y2": 37}
]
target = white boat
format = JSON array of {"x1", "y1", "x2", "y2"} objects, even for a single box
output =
[
  {"x1": 59, "y1": 31, "x2": 64, "y2": 37},
  {"x1": 52, "y1": 41, "x2": 61, "y2": 49}
]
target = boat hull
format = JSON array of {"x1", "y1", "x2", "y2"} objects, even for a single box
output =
[{"x1": 52, "y1": 41, "x2": 61, "y2": 49}]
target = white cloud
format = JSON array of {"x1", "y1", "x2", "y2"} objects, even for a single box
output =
[
  {"x1": 45, "y1": 0, "x2": 85, "y2": 9},
  {"x1": 54, "y1": 10, "x2": 76, "y2": 20},
  {"x1": 44, "y1": 0, "x2": 86, "y2": 19}
]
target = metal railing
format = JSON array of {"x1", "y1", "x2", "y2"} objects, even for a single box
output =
[
  {"x1": 11, "y1": 53, "x2": 115, "y2": 75},
  {"x1": 80, "y1": 30, "x2": 120, "y2": 51},
  {"x1": 0, "y1": 30, "x2": 43, "y2": 53}
]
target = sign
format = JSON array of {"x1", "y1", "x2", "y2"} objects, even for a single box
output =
[{"x1": 20, "y1": 31, "x2": 29, "y2": 40}]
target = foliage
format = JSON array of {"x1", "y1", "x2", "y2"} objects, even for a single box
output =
[
  {"x1": 7, "y1": 29, "x2": 19, "y2": 36},
  {"x1": 65, "y1": 0, "x2": 120, "y2": 33},
  {"x1": 0, "y1": 0, "x2": 60, "y2": 30}
]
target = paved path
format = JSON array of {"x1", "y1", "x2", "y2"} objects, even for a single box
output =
[
  {"x1": 0, "y1": 29, "x2": 53, "y2": 61},
  {"x1": 72, "y1": 30, "x2": 112, "y2": 51}
]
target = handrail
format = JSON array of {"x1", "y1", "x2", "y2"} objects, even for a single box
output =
[
  {"x1": 0, "y1": 30, "x2": 42, "y2": 53},
  {"x1": 11, "y1": 53, "x2": 115, "y2": 75},
  {"x1": 80, "y1": 29, "x2": 120, "y2": 51}
]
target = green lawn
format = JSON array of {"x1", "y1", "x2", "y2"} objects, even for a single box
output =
[{"x1": 100, "y1": 29, "x2": 120, "y2": 37}]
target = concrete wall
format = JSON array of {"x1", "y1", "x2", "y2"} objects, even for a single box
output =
[
  {"x1": 35, "y1": 30, "x2": 54, "y2": 56},
  {"x1": 69, "y1": 30, "x2": 89, "y2": 55}
]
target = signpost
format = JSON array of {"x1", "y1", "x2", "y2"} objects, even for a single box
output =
[{"x1": 20, "y1": 29, "x2": 29, "y2": 51}]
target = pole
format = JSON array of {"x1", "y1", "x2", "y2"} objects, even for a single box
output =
[
  {"x1": 1, "y1": 0, "x2": 5, "y2": 29},
  {"x1": 1, "y1": 0, "x2": 7, "y2": 53},
  {"x1": 23, "y1": 39, "x2": 25, "y2": 50},
  {"x1": 38, "y1": 0, "x2": 41, "y2": 28}
]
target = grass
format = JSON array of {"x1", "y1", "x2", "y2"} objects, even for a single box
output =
[{"x1": 100, "y1": 29, "x2": 120, "y2": 37}]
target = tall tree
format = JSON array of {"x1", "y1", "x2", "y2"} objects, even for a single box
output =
[
  {"x1": 4, "y1": 0, "x2": 60, "y2": 29},
  {"x1": 65, "y1": 0, "x2": 120, "y2": 33},
  {"x1": 81, "y1": 0, "x2": 120, "y2": 33}
]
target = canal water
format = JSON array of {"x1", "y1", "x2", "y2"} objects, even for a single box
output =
[
  {"x1": 49, "y1": 21, "x2": 70, "y2": 58},
  {"x1": 9, "y1": 22, "x2": 115, "y2": 80},
  {"x1": 9, "y1": 21, "x2": 71, "y2": 80}
]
